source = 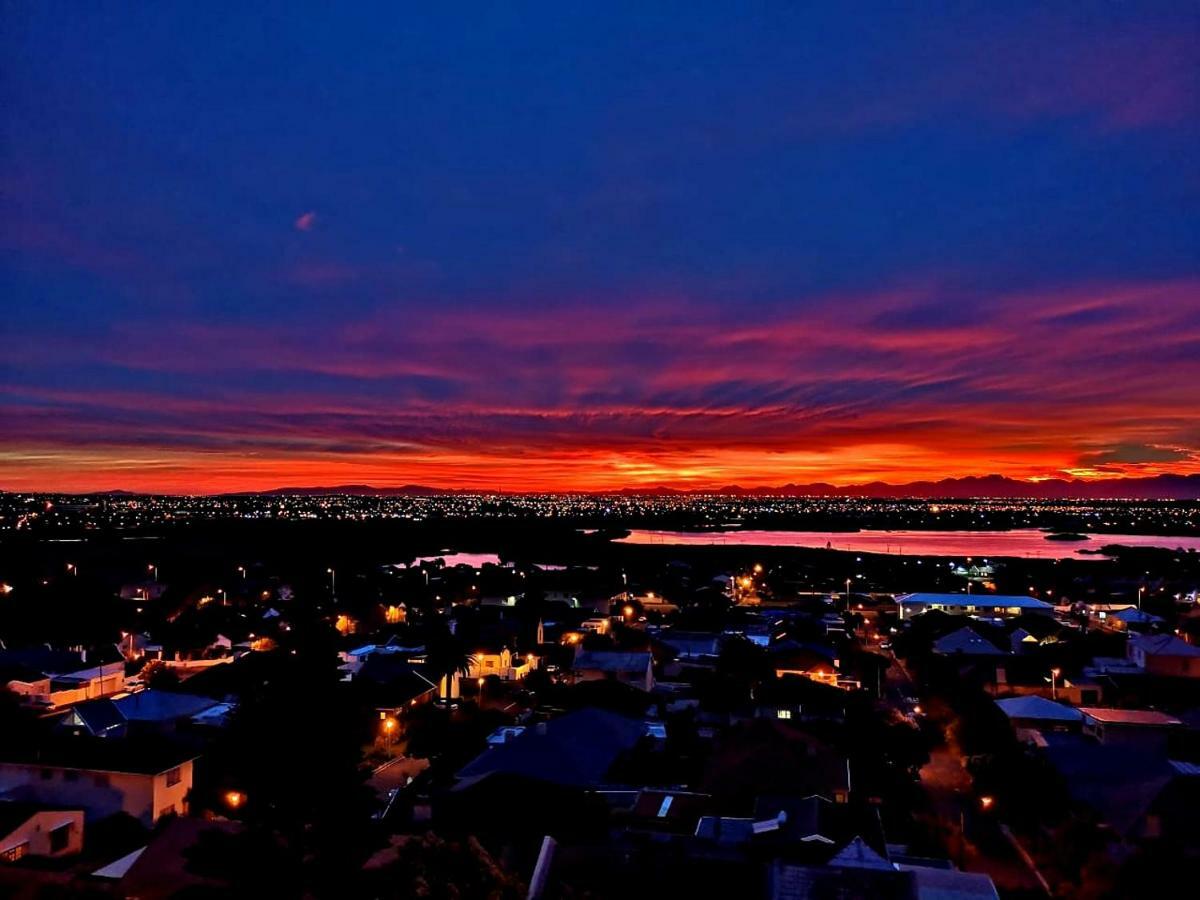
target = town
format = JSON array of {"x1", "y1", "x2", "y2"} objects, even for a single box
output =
[{"x1": 1, "y1": 494, "x2": 1198, "y2": 898}]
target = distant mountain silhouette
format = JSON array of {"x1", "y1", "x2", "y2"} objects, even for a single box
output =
[
  {"x1": 239, "y1": 473, "x2": 1200, "y2": 500},
  {"x1": 11, "y1": 473, "x2": 1199, "y2": 499}
]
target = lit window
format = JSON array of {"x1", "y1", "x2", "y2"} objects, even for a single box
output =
[
  {"x1": 165, "y1": 767, "x2": 182, "y2": 787},
  {"x1": 776, "y1": 709, "x2": 792, "y2": 720},
  {"x1": 1, "y1": 842, "x2": 29, "y2": 862}
]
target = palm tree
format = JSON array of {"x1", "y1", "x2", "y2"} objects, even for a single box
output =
[{"x1": 424, "y1": 627, "x2": 475, "y2": 700}]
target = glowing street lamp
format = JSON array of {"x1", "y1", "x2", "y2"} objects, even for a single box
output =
[
  {"x1": 327, "y1": 568, "x2": 336, "y2": 594},
  {"x1": 1050, "y1": 667, "x2": 1062, "y2": 700},
  {"x1": 66, "y1": 563, "x2": 77, "y2": 576},
  {"x1": 224, "y1": 790, "x2": 245, "y2": 810},
  {"x1": 148, "y1": 564, "x2": 158, "y2": 582},
  {"x1": 979, "y1": 795, "x2": 994, "y2": 811},
  {"x1": 237, "y1": 566, "x2": 246, "y2": 580}
]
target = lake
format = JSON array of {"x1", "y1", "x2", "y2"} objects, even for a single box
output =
[{"x1": 616, "y1": 528, "x2": 1200, "y2": 559}]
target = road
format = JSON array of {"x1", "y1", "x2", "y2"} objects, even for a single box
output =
[{"x1": 883, "y1": 647, "x2": 1048, "y2": 897}]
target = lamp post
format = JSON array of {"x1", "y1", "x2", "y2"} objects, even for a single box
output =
[
  {"x1": 237, "y1": 566, "x2": 246, "y2": 580},
  {"x1": 148, "y1": 564, "x2": 158, "y2": 582},
  {"x1": 1137, "y1": 586, "x2": 1145, "y2": 610},
  {"x1": 845, "y1": 577, "x2": 852, "y2": 611},
  {"x1": 67, "y1": 563, "x2": 77, "y2": 577},
  {"x1": 218, "y1": 588, "x2": 227, "y2": 607},
  {"x1": 1050, "y1": 667, "x2": 1061, "y2": 701},
  {"x1": 327, "y1": 567, "x2": 336, "y2": 595}
]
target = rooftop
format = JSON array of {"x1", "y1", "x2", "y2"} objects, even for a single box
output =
[
  {"x1": 0, "y1": 736, "x2": 198, "y2": 775},
  {"x1": 1079, "y1": 708, "x2": 1182, "y2": 727},
  {"x1": 1130, "y1": 633, "x2": 1200, "y2": 657},
  {"x1": 456, "y1": 707, "x2": 647, "y2": 788},
  {"x1": 897, "y1": 593, "x2": 1053, "y2": 611},
  {"x1": 996, "y1": 696, "x2": 1083, "y2": 722}
]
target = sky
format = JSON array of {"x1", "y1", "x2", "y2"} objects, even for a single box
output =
[{"x1": 2, "y1": 2, "x2": 1199, "y2": 493}]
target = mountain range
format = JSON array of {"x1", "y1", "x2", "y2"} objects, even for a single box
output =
[{"x1": 239, "y1": 473, "x2": 1200, "y2": 500}]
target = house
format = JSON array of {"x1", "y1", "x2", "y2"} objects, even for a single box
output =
[
  {"x1": 466, "y1": 645, "x2": 534, "y2": 681},
  {"x1": 896, "y1": 593, "x2": 1053, "y2": 619},
  {"x1": 1127, "y1": 633, "x2": 1200, "y2": 678},
  {"x1": 612, "y1": 592, "x2": 678, "y2": 615},
  {"x1": 0, "y1": 802, "x2": 84, "y2": 862},
  {"x1": 58, "y1": 691, "x2": 224, "y2": 739},
  {"x1": 1079, "y1": 708, "x2": 1182, "y2": 750},
  {"x1": 769, "y1": 837, "x2": 1000, "y2": 899},
  {"x1": 0, "y1": 665, "x2": 53, "y2": 705},
  {"x1": 656, "y1": 630, "x2": 722, "y2": 661},
  {"x1": 354, "y1": 654, "x2": 439, "y2": 716},
  {"x1": 573, "y1": 649, "x2": 654, "y2": 692},
  {"x1": 754, "y1": 675, "x2": 847, "y2": 724},
  {"x1": 0, "y1": 648, "x2": 126, "y2": 708},
  {"x1": 1040, "y1": 732, "x2": 1192, "y2": 840},
  {"x1": 771, "y1": 647, "x2": 841, "y2": 687},
  {"x1": 1107, "y1": 608, "x2": 1163, "y2": 632},
  {"x1": 995, "y1": 696, "x2": 1083, "y2": 732},
  {"x1": 0, "y1": 739, "x2": 197, "y2": 826},
  {"x1": 932, "y1": 627, "x2": 1007, "y2": 657},
  {"x1": 119, "y1": 581, "x2": 168, "y2": 602},
  {"x1": 455, "y1": 707, "x2": 649, "y2": 789},
  {"x1": 695, "y1": 794, "x2": 866, "y2": 851},
  {"x1": 701, "y1": 720, "x2": 852, "y2": 804}
]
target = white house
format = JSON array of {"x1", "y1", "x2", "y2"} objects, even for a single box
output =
[
  {"x1": 0, "y1": 747, "x2": 197, "y2": 827},
  {"x1": 0, "y1": 803, "x2": 84, "y2": 862}
]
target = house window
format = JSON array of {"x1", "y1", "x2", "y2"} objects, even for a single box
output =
[
  {"x1": 165, "y1": 767, "x2": 182, "y2": 787},
  {"x1": 1, "y1": 842, "x2": 29, "y2": 863},
  {"x1": 48, "y1": 823, "x2": 72, "y2": 853},
  {"x1": 776, "y1": 709, "x2": 792, "y2": 720}
]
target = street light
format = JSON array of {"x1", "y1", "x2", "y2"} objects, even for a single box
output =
[
  {"x1": 237, "y1": 566, "x2": 246, "y2": 580},
  {"x1": 979, "y1": 795, "x2": 994, "y2": 811},
  {"x1": 66, "y1": 563, "x2": 77, "y2": 576},
  {"x1": 845, "y1": 577, "x2": 852, "y2": 610},
  {"x1": 1138, "y1": 586, "x2": 1145, "y2": 609},
  {"x1": 148, "y1": 564, "x2": 158, "y2": 582},
  {"x1": 327, "y1": 568, "x2": 336, "y2": 595},
  {"x1": 218, "y1": 588, "x2": 227, "y2": 606},
  {"x1": 1050, "y1": 667, "x2": 1061, "y2": 701}
]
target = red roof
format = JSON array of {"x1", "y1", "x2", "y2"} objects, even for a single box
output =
[{"x1": 1079, "y1": 708, "x2": 1181, "y2": 727}]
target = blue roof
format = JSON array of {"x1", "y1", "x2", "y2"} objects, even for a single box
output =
[
  {"x1": 897, "y1": 593, "x2": 1053, "y2": 610},
  {"x1": 113, "y1": 690, "x2": 218, "y2": 721},
  {"x1": 996, "y1": 696, "x2": 1083, "y2": 722},
  {"x1": 456, "y1": 707, "x2": 646, "y2": 787},
  {"x1": 573, "y1": 650, "x2": 652, "y2": 673},
  {"x1": 932, "y1": 628, "x2": 1006, "y2": 656}
]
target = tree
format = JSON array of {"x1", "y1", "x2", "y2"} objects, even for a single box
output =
[
  {"x1": 424, "y1": 625, "x2": 476, "y2": 690},
  {"x1": 361, "y1": 833, "x2": 524, "y2": 900}
]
